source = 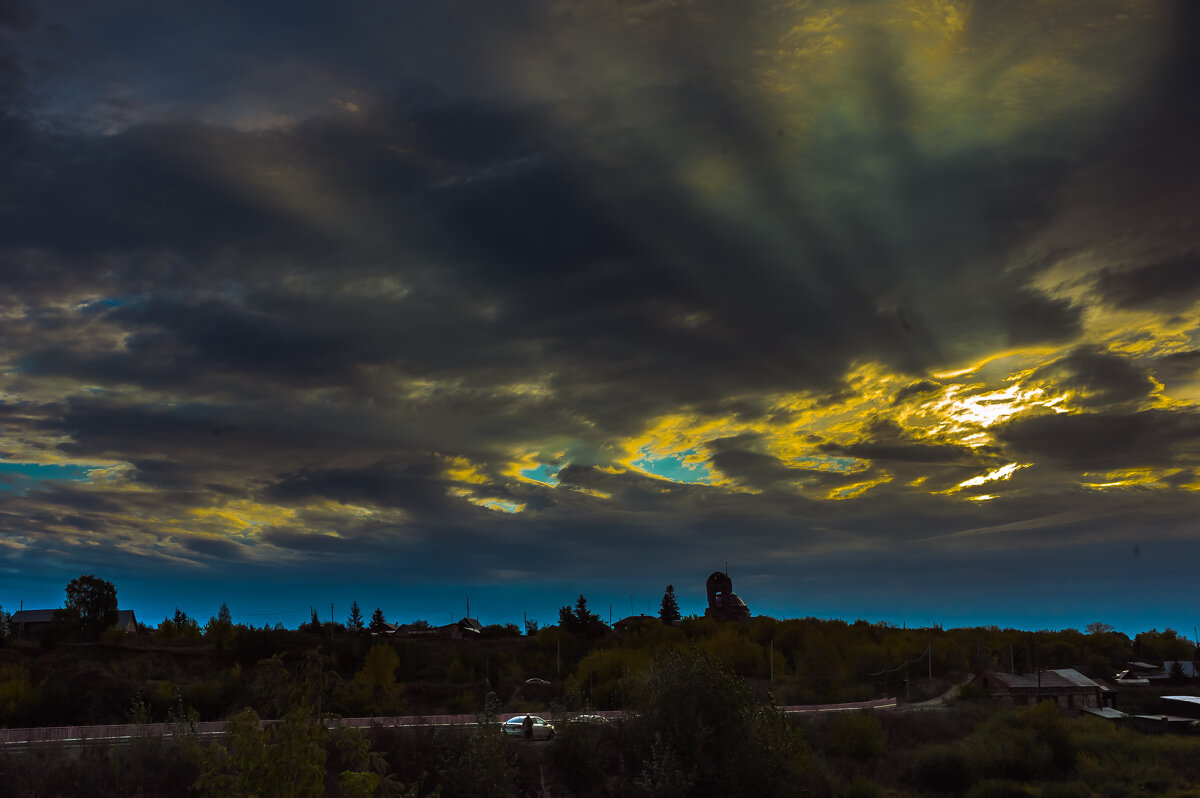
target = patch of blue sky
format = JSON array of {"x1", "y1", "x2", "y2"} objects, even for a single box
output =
[
  {"x1": 0, "y1": 461, "x2": 93, "y2": 491},
  {"x1": 478, "y1": 498, "x2": 523, "y2": 513},
  {"x1": 519, "y1": 463, "x2": 562, "y2": 486},
  {"x1": 793, "y1": 455, "x2": 862, "y2": 473},
  {"x1": 633, "y1": 448, "x2": 713, "y2": 484},
  {"x1": 78, "y1": 296, "x2": 131, "y2": 314}
]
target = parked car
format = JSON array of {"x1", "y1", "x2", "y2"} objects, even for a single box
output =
[
  {"x1": 569, "y1": 714, "x2": 610, "y2": 724},
  {"x1": 500, "y1": 715, "x2": 556, "y2": 740}
]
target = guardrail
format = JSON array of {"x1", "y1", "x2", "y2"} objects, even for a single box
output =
[
  {"x1": 780, "y1": 697, "x2": 897, "y2": 714},
  {"x1": 0, "y1": 700, "x2": 895, "y2": 746}
]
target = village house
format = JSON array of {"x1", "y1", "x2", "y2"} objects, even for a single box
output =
[
  {"x1": 11, "y1": 608, "x2": 138, "y2": 638},
  {"x1": 974, "y1": 668, "x2": 1116, "y2": 711},
  {"x1": 613, "y1": 614, "x2": 659, "y2": 633},
  {"x1": 384, "y1": 617, "x2": 483, "y2": 639}
]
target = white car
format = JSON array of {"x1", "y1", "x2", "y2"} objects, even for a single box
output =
[{"x1": 501, "y1": 715, "x2": 556, "y2": 740}]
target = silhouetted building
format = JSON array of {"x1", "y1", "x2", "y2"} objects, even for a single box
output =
[
  {"x1": 974, "y1": 668, "x2": 1115, "y2": 710},
  {"x1": 392, "y1": 617, "x2": 483, "y2": 639},
  {"x1": 704, "y1": 571, "x2": 751, "y2": 621},
  {"x1": 11, "y1": 608, "x2": 138, "y2": 638},
  {"x1": 613, "y1": 615, "x2": 658, "y2": 633}
]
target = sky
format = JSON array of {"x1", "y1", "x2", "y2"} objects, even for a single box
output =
[{"x1": 1, "y1": 1, "x2": 1199, "y2": 637}]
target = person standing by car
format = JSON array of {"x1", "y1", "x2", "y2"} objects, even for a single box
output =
[{"x1": 522, "y1": 714, "x2": 533, "y2": 741}]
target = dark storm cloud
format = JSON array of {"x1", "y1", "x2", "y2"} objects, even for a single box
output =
[
  {"x1": 180, "y1": 535, "x2": 247, "y2": 561},
  {"x1": 893, "y1": 379, "x2": 941, "y2": 404},
  {"x1": 0, "y1": 48, "x2": 1096, "y2": 432},
  {"x1": 708, "y1": 449, "x2": 807, "y2": 491},
  {"x1": 265, "y1": 458, "x2": 463, "y2": 517},
  {"x1": 5, "y1": 73, "x2": 1082, "y2": 406},
  {"x1": 258, "y1": 528, "x2": 356, "y2": 556},
  {"x1": 1032, "y1": 345, "x2": 1157, "y2": 408},
  {"x1": 0, "y1": 0, "x2": 34, "y2": 103},
  {"x1": 822, "y1": 420, "x2": 986, "y2": 466},
  {"x1": 2, "y1": 0, "x2": 1199, "y2": 632},
  {"x1": 1153, "y1": 350, "x2": 1200, "y2": 382},
  {"x1": 997, "y1": 409, "x2": 1200, "y2": 469},
  {"x1": 1094, "y1": 252, "x2": 1200, "y2": 311}
]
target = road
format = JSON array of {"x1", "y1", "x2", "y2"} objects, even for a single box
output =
[{"x1": 0, "y1": 699, "x2": 899, "y2": 748}]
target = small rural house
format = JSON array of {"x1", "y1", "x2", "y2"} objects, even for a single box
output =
[
  {"x1": 11, "y1": 608, "x2": 138, "y2": 638},
  {"x1": 974, "y1": 668, "x2": 1116, "y2": 710}
]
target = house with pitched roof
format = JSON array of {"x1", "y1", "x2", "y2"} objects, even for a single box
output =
[
  {"x1": 974, "y1": 668, "x2": 1116, "y2": 711},
  {"x1": 11, "y1": 608, "x2": 138, "y2": 638}
]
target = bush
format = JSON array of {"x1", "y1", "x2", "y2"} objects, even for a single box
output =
[
  {"x1": 955, "y1": 682, "x2": 988, "y2": 702},
  {"x1": 967, "y1": 703, "x2": 1074, "y2": 781},
  {"x1": 621, "y1": 650, "x2": 810, "y2": 798},
  {"x1": 0, "y1": 736, "x2": 200, "y2": 797},
  {"x1": 965, "y1": 779, "x2": 1036, "y2": 798},
  {"x1": 0, "y1": 663, "x2": 38, "y2": 726},
  {"x1": 1040, "y1": 782, "x2": 1097, "y2": 798},
  {"x1": 966, "y1": 724, "x2": 1049, "y2": 782},
  {"x1": 840, "y1": 775, "x2": 886, "y2": 798},
  {"x1": 547, "y1": 721, "x2": 621, "y2": 798},
  {"x1": 826, "y1": 712, "x2": 887, "y2": 762},
  {"x1": 437, "y1": 727, "x2": 520, "y2": 798},
  {"x1": 911, "y1": 743, "x2": 973, "y2": 794},
  {"x1": 193, "y1": 707, "x2": 327, "y2": 798}
]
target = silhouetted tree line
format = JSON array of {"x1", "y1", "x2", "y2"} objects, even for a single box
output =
[{"x1": 3, "y1": 576, "x2": 1198, "y2": 730}]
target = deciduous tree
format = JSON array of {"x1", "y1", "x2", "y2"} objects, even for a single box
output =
[
  {"x1": 349, "y1": 642, "x2": 406, "y2": 714},
  {"x1": 60, "y1": 574, "x2": 118, "y2": 638},
  {"x1": 194, "y1": 707, "x2": 327, "y2": 798}
]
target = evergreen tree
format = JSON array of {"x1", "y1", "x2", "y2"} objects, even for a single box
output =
[
  {"x1": 174, "y1": 608, "x2": 201, "y2": 637},
  {"x1": 205, "y1": 603, "x2": 235, "y2": 649},
  {"x1": 369, "y1": 607, "x2": 389, "y2": 633},
  {"x1": 558, "y1": 594, "x2": 608, "y2": 637},
  {"x1": 347, "y1": 600, "x2": 365, "y2": 632},
  {"x1": 659, "y1": 584, "x2": 681, "y2": 624}
]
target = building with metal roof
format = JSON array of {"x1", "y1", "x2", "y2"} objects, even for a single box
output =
[{"x1": 974, "y1": 668, "x2": 1116, "y2": 711}]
